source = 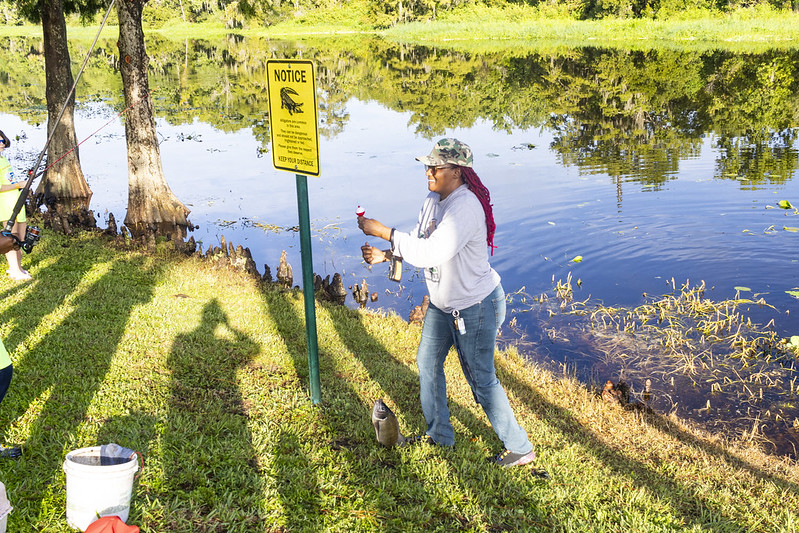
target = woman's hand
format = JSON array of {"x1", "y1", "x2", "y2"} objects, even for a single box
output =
[
  {"x1": 361, "y1": 243, "x2": 387, "y2": 264},
  {"x1": 358, "y1": 216, "x2": 392, "y2": 241}
]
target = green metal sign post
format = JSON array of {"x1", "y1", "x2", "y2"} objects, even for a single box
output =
[
  {"x1": 266, "y1": 59, "x2": 322, "y2": 404},
  {"x1": 295, "y1": 173, "x2": 321, "y2": 404}
]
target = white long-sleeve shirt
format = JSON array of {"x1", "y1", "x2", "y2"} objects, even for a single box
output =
[{"x1": 392, "y1": 184, "x2": 500, "y2": 313}]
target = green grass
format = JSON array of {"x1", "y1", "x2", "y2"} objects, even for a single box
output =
[
  {"x1": 2, "y1": 4, "x2": 799, "y2": 48},
  {"x1": 382, "y1": 4, "x2": 799, "y2": 47},
  {"x1": 0, "y1": 228, "x2": 797, "y2": 531}
]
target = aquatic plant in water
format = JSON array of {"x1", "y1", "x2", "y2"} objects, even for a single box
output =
[{"x1": 507, "y1": 277, "x2": 799, "y2": 456}]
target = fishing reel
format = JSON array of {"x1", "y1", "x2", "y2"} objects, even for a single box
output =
[{"x1": 21, "y1": 226, "x2": 41, "y2": 253}]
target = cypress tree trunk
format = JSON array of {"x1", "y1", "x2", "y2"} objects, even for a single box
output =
[
  {"x1": 38, "y1": 0, "x2": 92, "y2": 210},
  {"x1": 117, "y1": 0, "x2": 190, "y2": 238}
]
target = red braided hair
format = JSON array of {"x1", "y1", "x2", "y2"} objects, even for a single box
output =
[{"x1": 460, "y1": 166, "x2": 496, "y2": 255}]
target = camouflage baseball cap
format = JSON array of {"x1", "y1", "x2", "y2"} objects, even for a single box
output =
[{"x1": 416, "y1": 138, "x2": 473, "y2": 168}]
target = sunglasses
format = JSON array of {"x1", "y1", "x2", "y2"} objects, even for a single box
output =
[{"x1": 425, "y1": 165, "x2": 454, "y2": 176}]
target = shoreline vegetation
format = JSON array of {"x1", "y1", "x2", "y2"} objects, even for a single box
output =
[
  {"x1": 1, "y1": 5, "x2": 799, "y2": 48},
  {"x1": 0, "y1": 229, "x2": 797, "y2": 531}
]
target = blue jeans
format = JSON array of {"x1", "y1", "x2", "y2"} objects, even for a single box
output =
[
  {"x1": 416, "y1": 284, "x2": 532, "y2": 454},
  {"x1": 0, "y1": 364, "x2": 11, "y2": 405}
]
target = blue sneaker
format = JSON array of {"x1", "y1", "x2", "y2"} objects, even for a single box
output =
[{"x1": 0, "y1": 445, "x2": 21, "y2": 459}]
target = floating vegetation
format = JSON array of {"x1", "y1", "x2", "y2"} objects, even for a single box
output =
[
  {"x1": 246, "y1": 221, "x2": 288, "y2": 233},
  {"x1": 766, "y1": 200, "x2": 799, "y2": 215},
  {"x1": 506, "y1": 276, "x2": 799, "y2": 456},
  {"x1": 589, "y1": 279, "x2": 787, "y2": 363},
  {"x1": 511, "y1": 143, "x2": 536, "y2": 150},
  {"x1": 176, "y1": 132, "x2": 202, "y2": 142},
  {"x1": 239, "y1": 218, "x2": 342, "y2": 239}
]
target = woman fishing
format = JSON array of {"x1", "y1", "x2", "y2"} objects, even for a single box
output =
[{"x1": 357, "y1": 138, "x2": 535, "y2": 467}]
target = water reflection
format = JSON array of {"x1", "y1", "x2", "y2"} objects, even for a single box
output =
[{"x1": 1, "y1": 36, "x2": 799, "y2": 456}]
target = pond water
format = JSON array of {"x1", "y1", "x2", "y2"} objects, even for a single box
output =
[{"x1": 1, "y1": 36, "x2": 799, "y2": 455}]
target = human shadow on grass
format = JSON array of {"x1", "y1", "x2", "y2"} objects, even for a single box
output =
[
  {"x1": 636, "y1": 388, "x2": 799, "y2": 495},
  {"x1": 0, "y1": 252, "x2": 161, "y2": 526},
  {"x1": 496, "y1": 357, "x2": 796, "y2": 531},
  {"x1": 162, "y1": 299, "x2": 262, "y2": 529}
]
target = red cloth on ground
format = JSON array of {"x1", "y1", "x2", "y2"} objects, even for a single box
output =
[{"x1": 83, "y1": 515, "x2": 140, "y2": 533}]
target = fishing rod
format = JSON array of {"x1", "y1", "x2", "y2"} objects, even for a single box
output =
[{"x1": 0, "y1": 0, "x2": 116, "y2": 255}]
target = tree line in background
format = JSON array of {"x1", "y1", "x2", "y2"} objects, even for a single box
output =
[
  {"x1": 106, "y1": 0, "x2": 799, "y2": 27},
  {"x1": 1, "y1": 35, "x2": 797, "y2": 190}
]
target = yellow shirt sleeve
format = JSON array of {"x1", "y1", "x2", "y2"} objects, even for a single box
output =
[{"x1": 0, "y1": 338, "x2": 11, "y2": 370}]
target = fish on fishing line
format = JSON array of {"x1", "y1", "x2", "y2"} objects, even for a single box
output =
[{"x1": 371, "y1": 398, "x2": 406, "y2": 447}]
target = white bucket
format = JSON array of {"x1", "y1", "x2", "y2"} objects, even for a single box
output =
[
  {"x1": 0, "y1": 480, "x2": 12, "y2": 533},
  {"x1": 63, "y1": 446, "x2": 139, "y2": 531}
]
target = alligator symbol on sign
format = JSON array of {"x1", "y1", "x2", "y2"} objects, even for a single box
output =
[{"x1": 280, "y1": 87, "x2": 303, "y2": 115}]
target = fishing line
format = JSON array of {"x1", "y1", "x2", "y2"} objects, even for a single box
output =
[
  {"x1": 41, "y1": 87, "x2": 159, "y2": 176},
  {"x1": 3, "y1": 0, "x2": 116, "y2": 235}
]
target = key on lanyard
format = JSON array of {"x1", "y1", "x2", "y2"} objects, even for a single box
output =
[{"x1": 452, "y1": 310, "x2": 466, "y2": 335}]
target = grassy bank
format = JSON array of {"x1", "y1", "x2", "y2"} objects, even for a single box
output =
[
  {"x1": 2, "y1": 5, "x2": 799, "y2": 48},
  {"x1": 381, "y1": 5, "x2": 799, "y2": 46},
  {"x1": 0, "y1": 228, "x2": 797, "y2": 531}
]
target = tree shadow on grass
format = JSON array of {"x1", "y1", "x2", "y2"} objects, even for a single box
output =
[
  {"x1": 322, "y1": 302, "x2": 505, "y2": 449},
  {"x1": 157, "y1": 299, "x2": 262, "y2": 529},
  {"x1": 258, "y1": 288, "x2": 468, "y2": 530},
  {"x1": 321, "y1": 304, "x2": 555, "y2": 526},
  {"x1": 0, "y1": 249, "x2": 161, "y2": 527},
  {"x1": 260, "y1": 285, "x2": 549, "y2": 529},
  {"x1": 496, "y1": 356, "x2": 799, "y2": 531},
  {"x1": 258, "y1": 288, "x2": 340, "y2": 532},
  {"x1": 0, "y1": 248, "x2": 48, "y2": 303}
]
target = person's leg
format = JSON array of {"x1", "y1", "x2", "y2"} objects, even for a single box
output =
[
  {"x1": 15, "y1": 221, "x2": 26, "y2": 269},
  {"x1": 0, "y1": 364, "x2": 11, "y2": 404},
  {"x1": 416, "y1": 303, "x2": 456, "y2": 446},
  {"x1": 454, "y1": 284, "x2": 532, "y2": 455},
  {"x1": 4, "y1": 220, "x2": 29, "y2": 279},
  {"x1": 0, "y1": 363, "x2": 20, "y2": 459},
  {"x1": 1, "y1": 219, "x2": 16, "y2": 274}
]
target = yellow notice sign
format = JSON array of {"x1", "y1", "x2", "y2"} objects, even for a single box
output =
[{"x1": 266, "y1": 59, "x2": 320, "y2": 177}]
